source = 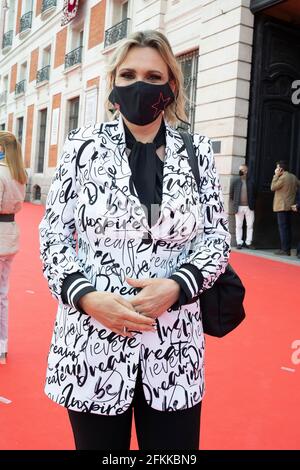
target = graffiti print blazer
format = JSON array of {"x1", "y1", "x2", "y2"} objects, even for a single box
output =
[{"x1": 39, "y1": 117, "x2": 230, "y2": 416}]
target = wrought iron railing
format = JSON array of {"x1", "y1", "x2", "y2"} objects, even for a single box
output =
[
  {"x1": 20, "y1": 11, "x2": 33, "y2": 33},
  {"x1": 104, "y1": 18, "x2": 130, "y2": 48},
  {"x1": 15, "y1": 80, "x2": 26, "y2": 96},
  {"x1": 65, "y1": 46, "x2": 83, "y2": 69},
  {"x1": 41, "y1": 0, "x2": 57, "y2": 13},
  {"x1": 36, "y1": 65, "x2": 50, "y2": 83},
  {"x1": 0, "y1": 91, "x2": 7, "y2": 106},
  {"x1": 2, "y1": 30, "x2": 13, "y2": 49}
]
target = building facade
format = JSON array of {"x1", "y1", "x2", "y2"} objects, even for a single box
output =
[{"x1": 0, "y1": 0, "x2": 299, "y2": 247}]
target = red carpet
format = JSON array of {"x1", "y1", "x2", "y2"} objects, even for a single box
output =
[{"x1": 0, "y1": 202, "x2": 299, "y2": 449}]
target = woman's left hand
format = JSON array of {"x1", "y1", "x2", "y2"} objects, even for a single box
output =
[{"x1": 127, "y1": 278, "x2": 180, "y2": 319}]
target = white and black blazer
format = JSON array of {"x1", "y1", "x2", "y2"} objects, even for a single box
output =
[{"x1": 39, "y1": 116, "x2": 230, "y2": 415}]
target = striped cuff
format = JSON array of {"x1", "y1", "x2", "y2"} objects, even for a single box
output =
[
  {"x1": 61, "y1": 272, "x2": 96, "y2": 310},
  {"x1": 170, "y1": 263, "x2": 204, "y2": 302}
]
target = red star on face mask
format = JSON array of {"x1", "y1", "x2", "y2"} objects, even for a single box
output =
[{"x1": 151, "y1": 93, "x2": 171, "y2": 118}]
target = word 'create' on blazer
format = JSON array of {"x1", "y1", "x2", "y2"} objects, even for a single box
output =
[{"x1": 39, "y1": 117, "x2": 231, "y2": 416}]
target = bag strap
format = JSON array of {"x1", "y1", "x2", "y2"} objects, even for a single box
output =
[{"x1": 179, "y1": 131, "x2": 200, "y2": 188}]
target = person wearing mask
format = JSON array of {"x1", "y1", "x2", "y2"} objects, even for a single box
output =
[
  {"x1": 271, "y1": 160, "x2": 300, "y2": 256},
  {"x1": 0, "y1": 132, "x2": 27, "y2": 364},
  {"x1": 230, "y1": 164, "x2": 256, "y2": 249},
  {"x1": 39, "y1": 30, "x2": 230, "y2": 450}
]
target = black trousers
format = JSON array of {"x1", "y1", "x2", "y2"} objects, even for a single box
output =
[
  {"x1": 277, "y1": 211, "x2": 292, "y2": 252},
  {"x1": 68, "y1": 369, "x2": 202, "y2": 451}
]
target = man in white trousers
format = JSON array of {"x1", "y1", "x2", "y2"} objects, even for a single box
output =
[{"x1": 230, "y1": 164, "x2": 256, "y2": 249}]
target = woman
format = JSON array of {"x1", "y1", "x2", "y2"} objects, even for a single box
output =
[
  {"x1": 0, "y1": 132, "x2": 27, "y2": 364},
  {"x1": 39, "y1": 30, "x2": 230, "y2": 450}
]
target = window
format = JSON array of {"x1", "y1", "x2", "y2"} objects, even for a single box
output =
[
  {"x1": 65, "y1": 27, "x2": 83, "y2": 69},
  {"x1": 2, "y1": 0, "x2": 15, "y2": 48},
  {"x1": 105, "y1": 1, "x2": 130, "y2": 48},
  {"x1": 4, "y1": 75, "x2": 9, "y2": 92},
  {"x1": 20, "y1": 62, "x2": 27, "y2": 81},
  {"x1": 37, "y1": 109, "x2": 47, "y2": 173},
  {"x1": 42, "y1": 45, "x2": 51, "y2": 67},
  {"x1": 7, "y1": 0, "x2": 16, "y2": 31},
  {"x1": 70, "y1": 25, "x2": 84, "y2": 51},
  {"x1": 20, "y1": 0, "x2": 33, "y2": 33},
  {"x1": 17, "y1": 117, "x2": 24, "y2": 145},
  {"x1": 68, "y1": 97, "x2": 79, "y2": 132},
  {"x1": 23, "y1": 0, "x2": 33, "y2": 14},
  {"x1": 15, "y1": 63, "x2": 27, "y2": 95},
  {"x1": 0, "y1": 124, "x2": 5, "y2": 130},
  {"x1": 121, "y1": 1, "x2": 128, "y2": 20},
  {"x1": 177, "y1": 50, "x2": 199, "y2": 132},
  {"x1": 112, "y1": 0, "x2": 129, "y2": 24},
  {"x1": 37, "y1": 45, "x2": 51, "y2": 82},
  {"x1": 0, "y1": 75, "x2": 8, "y2": 105}
]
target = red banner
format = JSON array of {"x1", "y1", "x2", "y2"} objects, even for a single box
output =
[{"x1": 61, "y1": 0, "x2": 80, "y2": 26}]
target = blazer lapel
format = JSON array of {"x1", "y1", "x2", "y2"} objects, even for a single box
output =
[{"x1": 96, "y1": 117, "x2": 198, "y2": 233}]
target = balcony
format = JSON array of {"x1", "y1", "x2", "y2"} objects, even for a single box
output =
[
  {"x1": 36, "y1": 65, "x2": 50, "y2": 84},
  {"x1": 104, "y1": 18, "x2": 130, "y2": 48},
  {"x1": 41, "y1": 0, "x2": 57, "y2": 15},
  {"x1": 0, "y1": 91, "x2": 7, "y2": 107},
  {"x1": 20, "y1": 11, "x2": 32, "y2": 34},
  {"x1": 15, "y1": 80, "x2": 26, "y2": 97},
  {"x1": 65, "y1": 46, "x2": 82, "y2": 70},
  {"x1": 2, "y1": 30, "x2": 13, "y2": 50}
]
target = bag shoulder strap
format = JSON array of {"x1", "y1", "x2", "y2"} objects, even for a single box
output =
[{"x1": 179, "y1": 131, "x2": 200, "y2": 188}]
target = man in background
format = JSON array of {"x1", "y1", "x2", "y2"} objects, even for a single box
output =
[
  {"x1": 291, "y1": 190, "x2": 300, "y2": 259},
  {"x1": 271, "y1": 160, "x2": 300, "y2": 256},
  {"x1": 230, "y1": 164, "x2": 256, "y2": 249}
]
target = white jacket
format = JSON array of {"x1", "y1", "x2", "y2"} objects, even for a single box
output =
[
  {"x1": 39, "y1": 117, "x2": 230, "y2": 415},
  {"x1": 0, "y1": 162, "x2": 25, "y2": 256}
]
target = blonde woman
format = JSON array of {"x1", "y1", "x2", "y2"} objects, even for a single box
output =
[
  {"x1": 0, "y1": 132, "x2": 27, "y2": 364},
  {"x1": 39, "y1": 30, "x2": 230, "y2": 450}
]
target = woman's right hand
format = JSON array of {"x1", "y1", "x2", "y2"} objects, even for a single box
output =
[{"x1": 78, "y1": 291, "x2": 156, "y2": 337}]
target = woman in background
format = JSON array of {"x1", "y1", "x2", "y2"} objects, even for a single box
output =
[{"x1": 0, "y1": 132, "x2": 27, "y2": 364}]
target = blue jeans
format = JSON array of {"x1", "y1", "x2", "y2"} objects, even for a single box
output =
[
  {"x1": 277, "y1": 211, "x2": 292, "y2": 253},
  {"x1": 0, "y1": 255, "x2": 14, "y2": 354}
]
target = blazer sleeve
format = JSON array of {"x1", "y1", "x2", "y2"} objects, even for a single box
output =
[
  {"x1": 271, "y1": 174, "x2": 285, "y2": 191},
  {"x1": 39, "y1": 133, "x2": 96, "y2": 307},
  {"x1": 170, "y1": 136, "x2": 231, "y2": 299}
]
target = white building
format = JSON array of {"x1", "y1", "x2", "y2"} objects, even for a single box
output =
[
  {"x1": 2, "y1": 0, "x2": 298, "y2": 247},
  {"x1": 0, "y1": 0, "x2": 254, "y2": 208}
]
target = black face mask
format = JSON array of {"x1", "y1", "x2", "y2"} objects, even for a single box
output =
[
  {"x1": 239, "y1": 170, "x2": 244, "y2": 176},
  {"x1": 109, "y1": 81, "x2": 175, "y2": 126}
]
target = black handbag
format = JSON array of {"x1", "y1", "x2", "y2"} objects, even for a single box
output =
[{"x1": 179, "y1": 131, "x2": 246, "y2": 337}]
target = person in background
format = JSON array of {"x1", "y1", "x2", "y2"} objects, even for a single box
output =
[
  {"x1": 291, "y1": 189, "x2": 300, "y2": 259},
  {"x1": 271, "y1": 160, "x2": 300, "y2": 256},
  {"x1": 230, "y1": 164, "x2": 256, "y2": 249},
  {"x1": 0, "y1": 132, "x2": 27, "y2": 364}
]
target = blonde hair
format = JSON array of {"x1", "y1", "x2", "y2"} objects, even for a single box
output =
[
  {"x1": 105, "y1": 30, "x2": 188, "y2": 126},
  {"x1": 0, "y1": 131, "x2": 27, "y2": 184}
]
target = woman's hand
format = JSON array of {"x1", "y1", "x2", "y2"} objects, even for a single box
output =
[
  {"x1": 127, "y1": 278, "x2": 180, "y2": 319},
  {"x1": 78, "y1": 291, "x2": 156, "y2": 337}
]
